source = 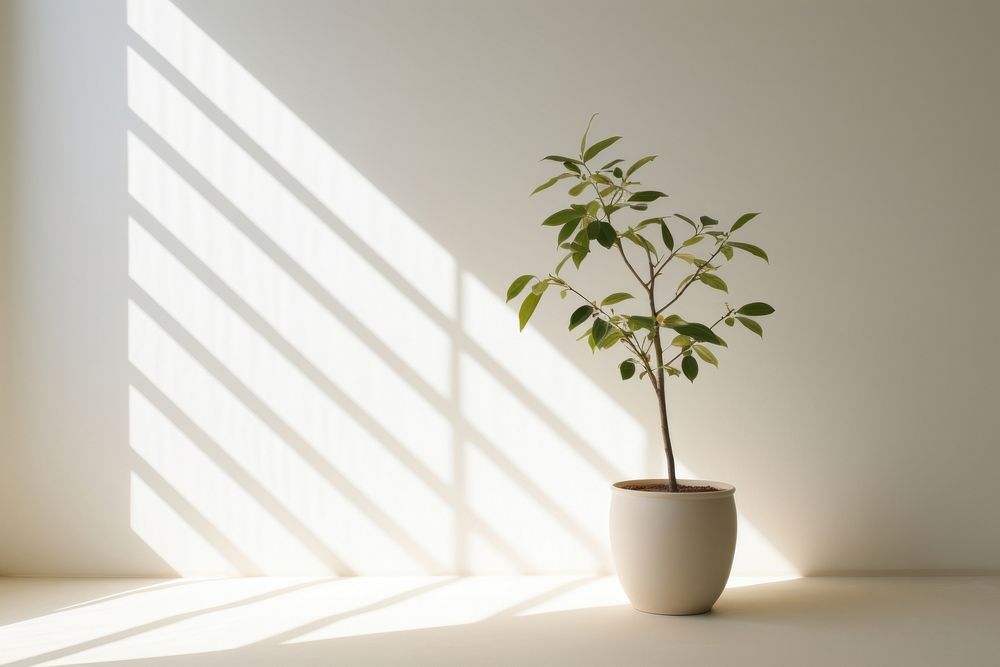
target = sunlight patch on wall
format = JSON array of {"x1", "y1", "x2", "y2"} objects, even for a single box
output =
[
  {"x1": 130, "y1": 386, "x2": 327, "y2": 574},
  {"x1": 127, "y1": 0, "x2": 456, "y2": 319},
  {"x1": 461, "y1": 272, "x2": 645, "y2": 476},
  {"x1": 129, "y1": 472, "x2": 238, "y2": 576},
  {"x1": 127, "y1": 132, "x2": 454, "y2": 491},
  {"x1": 460, "y1": 353, "x2": 612, "y2": 569},
  {"x1": 127, "y1": 223, "x2": 455, "y2": 573},
  {"x1": 127, "y1": 46, "x2": 451, "y2": 397}
]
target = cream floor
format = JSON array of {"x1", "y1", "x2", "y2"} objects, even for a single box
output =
[{"x1": 1, "y1": 576, "x2": 997, "y2": 666}]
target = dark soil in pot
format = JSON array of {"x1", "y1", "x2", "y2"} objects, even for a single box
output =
[{"x1": 618, "y1": 482, "x2": 722, "y2": 493}]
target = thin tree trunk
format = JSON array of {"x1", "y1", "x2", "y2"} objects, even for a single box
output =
[{"x1": 649, "y1": 291, "x2": 678, "y2": 492}]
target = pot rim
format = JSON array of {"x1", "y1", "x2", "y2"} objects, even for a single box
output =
[{"x1": 612, "y1": 478, "x2": 735, "y2": 499}]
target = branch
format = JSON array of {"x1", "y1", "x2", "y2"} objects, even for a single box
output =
[
  {"x1": 662, "y1": 307, "x2": 734, "y2": 369},
  {"x1": 616, "y1": 239, "x2": 649, "y2": 291},
  {"x1": 655, "y1": 238, "x2": 728, "y2": 316},
  {"x1": 649, "y1": 246, "x2": 681, "y2": 284},
  {"x1": 581, "y1": 163, "x2": 649, "y2": 295},
  {"x1": 553, "y1": 276, "x2": 650, "y2": 369}
]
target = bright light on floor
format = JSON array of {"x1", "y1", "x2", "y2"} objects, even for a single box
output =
[{"x1": 0, "y1": 575, "x2": 799, "y2": 666}]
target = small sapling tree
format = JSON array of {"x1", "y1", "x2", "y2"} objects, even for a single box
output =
[{"x1": 508, "y1": 116, "x2": 774, "y2": 492}]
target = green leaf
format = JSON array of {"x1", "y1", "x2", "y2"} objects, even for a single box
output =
[
  {"x1": 506, "y1": 275, "x2": 533, "y2": 302},
  {"x1": 721, "y1": 245, "x2": 734, "y2": 260},
  {"x1": 568, "y1": 181, "x2": 589, "y2": 197},
  {"x1": 600, "y1": 158, "x2": 624, "y2": 170},
  {"x1": 580, "y1": 113, "x2": 598, "y2": 156},
  {"x1": 629, "y1": 203, "x2": 649, "y2": 211},
  {"x1": 660, "y1": 314, "x2": 686, "y2": 328},
  {"x1": 627, "y1": 190, "x2": 668, "y2": 203},
  {"x1": 628, "y1": 315, "x2": 656, "y2": 331},
  {"x1": 727, "y1": 241, "x2": 769, "y2": 262},
  {"x1": 596, "y1": 222, "x2": 616, "y2": 249},
  {"x1": 531, "y1": 173, "x2": 574, "y2": 196},
  {"x1": 557, "y1": 219, "x2": 580, "y2": 245},
  {"x1": 583, "y1": 135, "x2": 622, "y2": 162},
  {"x1": 699, "y1": 273, "x2": 729, "y2": 292},
  {"x1": 635, "y1": 217, "x2": 663, "y2": 230},
  {"x1": 737, "y1": 302, "x2": 775, "y2": 316},
  {"x1": 613, "y1": 167, "x2": 623, "y2": 179},
  {"x1": 572, "y1": 250, "x2": 588, "y2": 269},
  {"x1": 531, "y1": 280, "x2": 550, "y2": 295},
  {"x1": 585, "y1": 200, "x2": 601, "y2": 218},
  {"x1": 693, "y1": 344, "x2": 718, "y2": 366},
  {"x1": 671, "y1": 334, "x2": 693, "y2": 347},
  {"x1": 682, "y1": 235, "x2": 704, "y2": 247},
  {"x1": 563, "y1": 161, "x2": 582, "y2": 174},
  {"x1": 591, "y1": 318, "x2": 610, "y2": 344},
  {"x1": 601, "y1": 292, "x2": 634, "y2": 306},
  {"x1": 586, "y1": 219, "x2": 601, "y2": 238},
  {"x1": 518, "y1": 291, "x2": 541, "y2": 331},
  {"x1": 682, "y1": 355, "x2": 699, "y2": 382},
  {"x1": 731, "y1": 212, "x2": 760, "y2": 232},
  {"x1": 625, "y1": 155, "x2": 657, "y2": 177},
  {"x1": 569, "y1": 305, "x2": 593, "y2": 330},
  {"x1": 673, "y1": 322, "x2": 726, "y2": 346},
  {"x1": 598, "y1": 329, "x2": 622, "y2": 349},
  {"x1": 700, "y1": 216, "x2": 719, "y2": 227},
  {"x1": 665, "y1": 366, "x2": 681, "y2": 377},
  {"x1": 725, "y1": 317, "x2": 735, "y2": 326},
  {"x1": 542, "y1": 208, "x2": 583, "y2": 227},
  {"x1": 737, "y1": 316, "x2": 763, "y2": 337},
  {"x1": 542, "y1": 154, "x2": 583, "y2": 164},
  {"x1": 660, "y1": 221, "x2": 674, "y2": 251},
  {"x1": 554, "y1": 253, "x2": 572, "y2": 275},
  {"x1": 619, "y1": 360, "x2": 636, "y2": 380},
  {"x1": 622, "y1": 230, "x2": 656, "y2": 256}
]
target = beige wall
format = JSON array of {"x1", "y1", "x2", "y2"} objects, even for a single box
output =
[
  {"x1": 0, "y1": 0, "x2": 12, "y2": 551},
  {"x1": 2, "y1": 0, "x2": 998, "y2": 576}
]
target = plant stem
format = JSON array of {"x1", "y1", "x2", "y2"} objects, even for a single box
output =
[{"x1": 648, "y1": 279, "x2": 677, "y2": 491}]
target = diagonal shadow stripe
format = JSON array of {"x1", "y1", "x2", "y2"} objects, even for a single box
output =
[
  {"x1": 2, "y1": 579, "x2": 336, "y2": 667},
  {"x1": 129, "y1": 283, "x2": 448, "y2": 573},
  {"x1": 55, "y1": 580, "x2": 217, "y2": 614},
  {"x1": 254, "y1": 578, "x2": 457, "y2": 646},
  {"x1": 130, "y1": 455, "x2": 257, "y2": 574},
  {"x1": 130, "y1": 369, "x2": 356, "y2": 575},
  {"x1": 485, "y1": 577, "x2": 598, "y2": 618}
]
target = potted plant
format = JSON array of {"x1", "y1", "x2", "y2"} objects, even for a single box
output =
[{"x1": 507, "y1": 116, "x2": 774, "y2": 615}]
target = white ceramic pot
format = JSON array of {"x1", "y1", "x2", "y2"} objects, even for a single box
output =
[{"x1": 609, "y1": 478, "x2": 736, "y2": 615}]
